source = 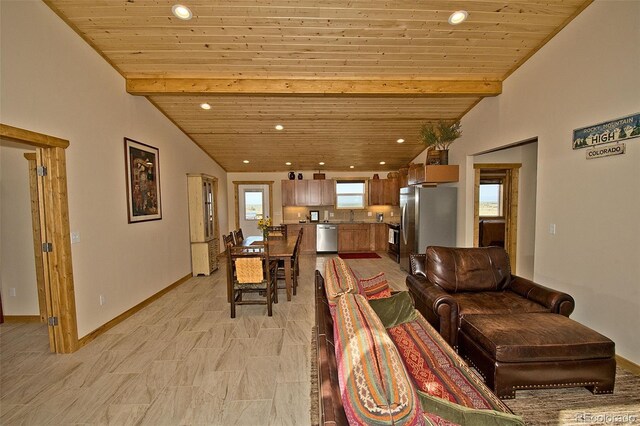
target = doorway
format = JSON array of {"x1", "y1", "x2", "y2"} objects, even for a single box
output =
[
  {"x1": 472, "y1": 140, "x2": 538, "y2": 278},
  {"x1": 473, "y1": 165, "x2": 520, "y2": 272},
  {"x1": 233, "y1": 181, "x2": 274, "y2": 237},
  {"x1": 0, "y1": 123, "x2": 78, "y2": 353},
  {"x1": 0, "y1": 143, "x2": 47, "y2": 326}
]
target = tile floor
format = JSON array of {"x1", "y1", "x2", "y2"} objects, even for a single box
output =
[{"x1": 0, "y1": 253, "x2": 407, "y2": 425}]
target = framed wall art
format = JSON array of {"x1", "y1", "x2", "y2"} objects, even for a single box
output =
[{"x1": 124, "y1": 137, "x2": 162, "y2": 223}]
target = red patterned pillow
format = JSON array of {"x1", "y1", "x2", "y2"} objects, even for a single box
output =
[{"x1": 360, "y1": 272, "x2": 392, "y2": 300}]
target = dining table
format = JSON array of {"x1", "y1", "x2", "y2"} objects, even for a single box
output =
[{"x1": 242, "y1": 233, "x2": 298, "y2": 301}]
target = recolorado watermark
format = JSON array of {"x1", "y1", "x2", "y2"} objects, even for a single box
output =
[{"x1": 575, "y1": 412, "x2": 638, "y2": 424}]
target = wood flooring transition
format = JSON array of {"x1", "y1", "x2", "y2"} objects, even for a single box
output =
[{"x1": 0, "y1": 254, "x2": 409, "y2": 425}]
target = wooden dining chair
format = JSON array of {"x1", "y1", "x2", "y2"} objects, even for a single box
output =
[
  {"x1": 223, "y1": 232, "x2": 235, "y2": 248},
  {"x1": 277, "y1": 227, "x2": 303, "y2": 296},
  {"x1": 267, "y1": 224, "x2": 287, "y2": 237},
  {"x1": 226, "y1": 242, "x2": 277, "y2": 317},
  {"x1": 232, "y1": 228, "x2": 244, "y2": 245}
]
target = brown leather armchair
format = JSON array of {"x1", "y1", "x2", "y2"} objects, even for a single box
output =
[{"x1": 406, "y1": 246, "x2": 575, "y2": 348}]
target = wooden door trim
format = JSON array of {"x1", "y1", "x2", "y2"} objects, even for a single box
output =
[
  {"x1": 473, "y1": 163, "x2": 521, "y2": 273},
  {"x1": 1, "y1": 123, "x2": 78, "y2": 353},
  {"x1": 232, "y1": 181, "x2": 274, "y2": 230}
]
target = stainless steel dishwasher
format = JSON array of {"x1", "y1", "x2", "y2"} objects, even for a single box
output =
[{"x1": 316, "y1": 223, "x2": 338, "y2": 253}]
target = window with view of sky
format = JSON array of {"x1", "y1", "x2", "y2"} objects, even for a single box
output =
[
  {"x1": 479, "y1": 184, "x2": 502, "y2": 217},
  {"x1": 244, "y1": 190, "x2": 264, "y2": 220}
]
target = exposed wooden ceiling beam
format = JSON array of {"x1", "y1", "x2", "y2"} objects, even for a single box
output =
[{"x1": 127, "y1": 78, "x2": 501, "y2": 97}]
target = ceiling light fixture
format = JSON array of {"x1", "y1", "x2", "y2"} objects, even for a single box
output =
[
  {"x1": 350, "y1": 165, "x2": 355, "y2": 169},
  {"x1": 319, "y1": 162, "x2": 325, "y2": 166},
  {"x1": 379, "y1": 161, "x2": 386, "y2": 165},
  {"x1": 448, "y1": 10, "x2": 468, "y2": 25},
  {"x1": 172, "y1": 4, "x2": 193, "y2": 20},
  {"x1": 275, "y1": 124, "x2": 284, "y2": 130},
  {"x1": 397, "y1": 138, "x2": 405, "y2": 143},
  {"x1": 200, "y1": 103, "x2": 211, "y2": 110},
  {"x1": 285, "y1": 162, "x2": 291, "y2": 166},
  {"x1": 243, "y1": 160, "x2": 249, "y2": 164}
]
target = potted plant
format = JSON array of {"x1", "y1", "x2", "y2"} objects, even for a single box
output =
[{"x1": 420, "y1": 120, "x2": 462, "y2": 165}]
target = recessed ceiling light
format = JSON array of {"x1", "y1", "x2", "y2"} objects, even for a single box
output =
[
  {"x1": 397, "y1": 138, "x2": 405, "y2": 143},
  {"x1": 285, "y1": 162, "x2": 291, "y2": 166},
  {"x1": 172, "y1": 4, "x2": 192, "y2": 20},
  {"x1": 448, "y1": 10, "x2": 468, "y2": 25},
  {"x1": 350, "y1": 165, "x2": 355, "y2": 169},
  {"x1": 379, "y1": 161, "x2": 386, "y2": 165},
  {"x1": 200, "y1": 103, "x2": 211, "y2": 110},
  {"x1": 275, "y1": 124, "x2": 284, "y2": 130},
  {"x1": 243, "y1": 160, "x2": 249, "y2": 164},
  {"x1": 319, "y1": 162, "x2": 325, "y2": 166}
]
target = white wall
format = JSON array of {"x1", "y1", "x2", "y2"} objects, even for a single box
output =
[
  {"x1": 1, "y1": 1, "x2": 228, "y2": 337},
  {"x1": 415, "y1": 1, "x2": 640, "y2": 363},
  {"x1": 0, "y1": 141, "x2": 39, "y2": 315}
]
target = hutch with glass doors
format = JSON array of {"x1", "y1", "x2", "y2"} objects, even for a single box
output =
[{"x1": 187, "y1": 173, "x2": 220, "y2": 276}]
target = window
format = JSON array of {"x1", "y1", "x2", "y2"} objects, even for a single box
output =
[
  {"x1": 336, "y1": 180, "x2": 366, "y2": 209},
  {"x1": 479, "y1": 183, "x2": 503, "y2": 217},
  {"x1": 244, "y1": 190, "x2": 264, "y2": 220}
]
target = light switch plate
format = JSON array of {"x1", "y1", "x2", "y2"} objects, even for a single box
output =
[{"x1": 71, "y1": 231, "x2": 81, "y2": 244}]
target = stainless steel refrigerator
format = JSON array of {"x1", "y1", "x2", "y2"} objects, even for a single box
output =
[{"x1": 400, "y1": 186, "x2": 457, "y2": 272}]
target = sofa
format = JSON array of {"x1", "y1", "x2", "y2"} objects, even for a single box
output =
[
  {"x1": 406, "y1": 246, "x2": 575, "y2": 348},
  {"x1": 406, "y1": 246, "x2": 615, "y2": 399},
  {"x1": 315, "y1": 257, "x2": 524, "y2": 425}
]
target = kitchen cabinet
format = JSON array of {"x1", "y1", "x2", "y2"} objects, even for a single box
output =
[
  {"x1": 281, "y1": 179, "x2": 335, "y2": 206},
  {"x1": 295, "y1": 180, "x2": 309, "y2": 205},
  {"x1": 321, "y1": 179, "x2": 335, "y2": 205},
  {"x1": 281, "y1": 180, "x2": 296, "y2": 206},
  {"x1": 370, "y1": 223, "x2": 388, "y2": 251},
  {"x1": 368, "y1": 179, "x2": 384, "y2": 205},
  {"x1": 369, "y1": 178, "x2": 399, "y2": 206},
  {"x1": 408, "y1": 164, "x2": 459, "y2": 185},
  {"x1": 338, "y1": 224, "x2": 370, "y2": 252},
  {"x1": 399, "y1": 167, "x2": 409, "y2": 188},
  {"x1": 286, "y1": 223, "x2": 317, "y2": 254},
  {"x1": 187, "y1": 174, "x2": 219, "y2": 276},
  {"x1": 307, "y1": 180, "x2": 322, "y2": 205}
]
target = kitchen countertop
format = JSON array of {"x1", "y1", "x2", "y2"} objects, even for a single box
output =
[{"x1": 283, "y1": 220, "x2": 399, "y2": 225}]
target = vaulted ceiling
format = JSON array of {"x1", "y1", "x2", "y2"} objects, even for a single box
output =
[{"x1": 44, "y1": 0, "x2": 591, "y2": 171}]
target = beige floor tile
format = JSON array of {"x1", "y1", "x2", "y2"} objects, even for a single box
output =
[
  {"x1": 220, "y1": 399, "x2": 273, "y2": 426},
  {"x1": 137, "y1": 385, "x2": 195, "y2": 425},
  {"x1": 111, "y1": 360, "x2": 179, "y2": 405},
  {"x1": 251, "y1": 328, "x2": 285, "y2": 357},
  {"x1": 269, "y1": 381, "x2": 312, "y2": 426},
  {"x1": 230, "y1": 356, "x2": 279, "y2": 401}
]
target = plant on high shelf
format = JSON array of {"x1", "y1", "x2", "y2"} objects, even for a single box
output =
[
  {"x1": 420, "y1": 120, "x2": 462, "y2": 165},
  {"x1": 257, "y1": 216, "x2": 272, "y2": 240}
]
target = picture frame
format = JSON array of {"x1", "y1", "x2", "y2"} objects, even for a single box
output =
[
  {"x1": 309, "y1": 210, "x2": 320, "y2": 222},
  {"x1": 124, "y1": 137, "x2": 162, "y2": 223}
]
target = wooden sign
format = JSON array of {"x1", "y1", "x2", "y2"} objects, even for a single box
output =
[
  {"x1": 573, "y1": 113, "x2": 640, "y2": 149},
  {"x1": 585, "y1": 143, "x2": 625, "y2": 160}
]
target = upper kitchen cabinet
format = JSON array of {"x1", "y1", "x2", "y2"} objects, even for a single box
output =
[
  {"x1": 281, "y1": 179, "x2": 335, "y2": 206},
  {"x1": 368, "y1": 178, "x2": 399, "y2": 206},
  {"x1": 408, "y1": 164, "x2": 459, "y2": 185}
]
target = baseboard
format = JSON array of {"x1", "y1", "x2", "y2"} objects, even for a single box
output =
[
  {"x1": 3, "y1": 315, "x2": 42, "y2": 323},
  {"x1": 77, "y1": 273, "x2": 192, "y2": 349},
  {"x1": 616, "y1": 354, "x2": 640, "y2": 376}
]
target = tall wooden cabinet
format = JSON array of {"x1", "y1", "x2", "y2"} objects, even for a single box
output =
[{"x1": 187, "y1": 174, "x2": 220, "y2": 276}]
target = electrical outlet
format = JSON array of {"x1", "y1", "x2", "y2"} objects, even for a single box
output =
[
  {"x1": 99, "y1": 295, "x2": 106, "y2": 306},
  {"x1": 297, "y1": 212, "x2": 301, "y2": 218},
  {"x1": 9, "y1": 288, "x2": 16, "y2": 297},
  {"x1": 330, "y1": 212, "x2": 334, "y2": 217},
  {"x1": 391, "y1": 212, "x2": 394, "y2": 216},
  {"x1": 367, "y1": 212, "x2": 372, "y2": 217},
  {"x1": 71, "y1": 231, "x2": 81, "y2": 244},
  {"x1": 549, "y1": 224, "x2": 556, "y2": 235}
]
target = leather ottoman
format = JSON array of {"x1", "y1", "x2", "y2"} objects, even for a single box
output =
[{"x1": 458, "y1": 313, "x2": 616, "y2": 399}]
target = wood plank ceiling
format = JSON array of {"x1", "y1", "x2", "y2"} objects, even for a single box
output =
[{"x1": 44, "y1": 0, "x2": 592, "y2": 171}]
